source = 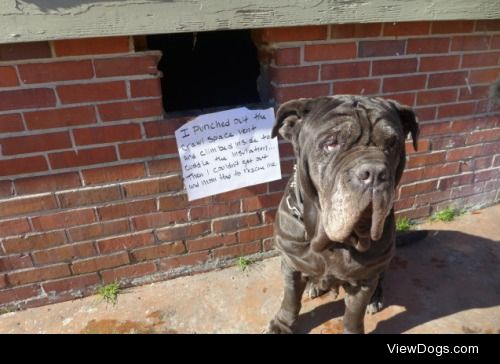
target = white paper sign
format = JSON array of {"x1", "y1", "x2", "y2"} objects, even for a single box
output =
[{"x1": 175, "y1": 107, "x2": 281, "y2": 201}]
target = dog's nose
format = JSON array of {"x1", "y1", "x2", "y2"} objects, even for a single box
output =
[{"x1": 354, "y1": 163, "x2": 388, "y2": 187}]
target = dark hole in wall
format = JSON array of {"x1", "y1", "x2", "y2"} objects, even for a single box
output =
[{"x1": 147, "y1": 30, "x2": 261, "y2": 113}]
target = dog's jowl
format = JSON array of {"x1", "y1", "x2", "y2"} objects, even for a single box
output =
[{"x1": 265, "y1": 95, "x2": 419, "y2": 334}]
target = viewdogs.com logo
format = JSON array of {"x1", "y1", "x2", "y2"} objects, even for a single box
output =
[{"x1": 387, "y1": 344, "x2": 479, "y2": 357}]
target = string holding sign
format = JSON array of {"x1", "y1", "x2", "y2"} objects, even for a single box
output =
[{"x1": 175, "y1": 107, "x2": 281, "y2": 201}]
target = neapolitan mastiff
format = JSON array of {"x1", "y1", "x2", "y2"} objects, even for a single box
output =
[{"x1": 265, "y1": 95, "x2": 419, "y2": 334}]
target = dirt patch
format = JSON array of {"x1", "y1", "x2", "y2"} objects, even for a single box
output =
[{"x1": 80, "y1": 317, "x2": 177, "y2": 334}]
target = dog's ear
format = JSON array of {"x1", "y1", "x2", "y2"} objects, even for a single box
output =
[
  {"x1": 272, "y1": 98, "x2": 312, "y2": 141},
  {"x1": 389, "y1": 100, "x2": 419, "y2": 151}
]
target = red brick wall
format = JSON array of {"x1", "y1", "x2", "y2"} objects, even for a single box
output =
[{"x1": 0, "y1": 20, "x2": 499, "y2": 310}]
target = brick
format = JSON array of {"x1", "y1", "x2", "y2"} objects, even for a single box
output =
[
  {"x1": 438, "y1": 174, "x2": 474, "y2": 190},
  {"x1": 451, "y1": 183, "x2": 485, "y2": 199},
  {"x1": 158, "y1": 252, "x2": 209, "y2": 271},
  {"x1": 372, "y1": 58, "x2": 417, "y2": 76},
  {"x1": 18, "y1": 61, "x2": 94, "y2": 84},
  {"x1": 475, "y1": 20, "x2": 500, "y2": 31},
  {"x1": 383, "y1": 75, "x2": 426, "y2": 93},
  {"x1": 148, "y1": 157, "x2": 181, "y2": 175},
  {"x1": 68, "y1": 219, "x2": 129, "y2": 242},
  {"x1": 98, "y1": 199, "x2": 156, "y2": 221},
  {"x1": 320, "y1": 61, "x2": 370, "y2": 80},
  {"x1": 187, "y1": 233, "x2": 237, "y2": 252},
  {"x1": 130, "y1": 78, "x2": 162, "y2": 98},
  {"x1": 334, "y1": 79, "x2": 380, "y2": 95},
  {"x1": 0, "y1": 132, "x2": 71, "y2": 156},
  {"x1": 407, "y1": 152, "x2": 446, "y2": 168},
  {"x1": 0, "y1": 66, "x2": 19, "y2": 87},
  {"x1": 71, "y1": 252, "x2": 129, "y2": 274},
  {"x1": 143, "y1": 118, "x2": 187, "y2": 138},
  {"x1": 132, "y1": 241, "x2": 185, "y2": 262},
  {"x1": 273, "y1": 48, "x2": 300, "y2": 66},
  {"x1": 94, "y1": 55, "x2": 159, "y2": 77},
  {"x1": 385, "y1": 92, "x2": 416, "y2": 106},
  {"x1": 422, "y1": 163, "x2": 461, "y2": 179},
  {"x1": 399, "y1": 180, "x2": 438, "y2": 198},
  {"x1": 358, "y1": 40, "x2": 405, "y2": 58},
  {"x1": 0, "y1": 42, "x2": 51, "y2": 61},
  {"x1": 0, "y1": 88, "x2": 56, "y2": 111},
  {"x1": 49, "y1": 146, "x2": 117, "y2": 169},
  {"x1": 53, "y1": 37, "x2": 130, "y2": 56},
  {"x1": 462, "y1": 52, "x2": 500, "y2": 68},
  {"x1": 98, "y1": 99, "x2": 163, "y2": 122},
  {"x1": 431, "y1": 21, "x2": 474, "y2": 34},
  {"x1": 0, "y1": 274, "x2": 6, "y2": 289},
  {"x1": 269, "y1": 177, "x2": 290, "y2": 192},
  {"x1": 32, "y1": 242, "x2": 97, "y2": 265},
  {"x1": 0, "y1": 285, "x2": 40, "y2": 305},
  {"x1": 0, "y1": 218, "x2": 31, "y2": 238},
  {"x1": 263, "y1": 238, "x2": 275, "y2": 251},
  {"x1": 0, "y1": 194, "x2": 58, "y2": 219},
  {"x1": 8, "y1": 264, "x2": 70, "y2": 286},
  {"x1": 414, "y1": 190, "x2": 451, "y2": 206},
  {"x1": 242, "y1": 192, "x2": 283, "y2": 212},
  {"x1": 97, "y1": 232, "x2": 155, "y2": 254},
  {"x1": 119, "y1": 139, "x2": 177, "y2": 160},
  {"x1": 394, "y1": 196, "x2": 416, "y2": 211},
  {"x1": 466, "y1": 129, "x2": 500, "y2": 145},
  {"x1": 0, "y1": 114, "x2": 24, "y2": 133},
  {"x1": 156, "y1": 222, "x2": 211, "y2": 242},
  {"x1": 473, "y1": 156, "x2": 493, "y2": 170},
  {"x1": 82, "y1": 163, "x2": 145, "y2": 185},
  {"x1": 212, "y1": 241, "x2": 261, "y2": 259},
  {"x1": 57, "y1": 81, "x2": 127, "y2": 104},
  {"x1": 189, "y1": 202, "x2": 240, "y2": 221},
  {"x1": 238, "y1": 225, "x2": 274, "y2": 243},
  {"x1": 132, "y1": 210, "x2": 187, "y2": 230},
  {"x1": 0, "y1": 255, "x2": 33, "y2": 272},
  {"x1": 414, "y1": 107, "x2": 436, "y2": 122},
  {"x1": 469, "y1": 68, "x2": 500, "y2": 84},
  {"x1": 304, "y1": 43, "x2": 356, "y2": 62},
  {"x1": 158, "y1": 195, "x2": 188, "y2": 211},
  {"x1": 16, "y1": 173, "x2": 81, "y2": 195},
  {"x1": 57, "y1": 186, "x2": 121, "y2": 208},
  {"x1": 31, "y1": 209, "x2": 96, "y2": 231},
  {"x1": 213, "y1": 184, "x2": 267, "y2": 202},
  {"x1": 24, "y1": 106, "x2": 97, "y2": 130},
  {"x1": 474, "y1": 169, "x2": 499, "y2": 183},
  {"x1": 451, "y1": 36, "x2": 490, "y2": 51},
  {"x1": 459, "y1": 86, "x2": 490, "y2": 101},
  {"x1": 330, "y1": 23, "x2": 381, "y2": 38},
  {"x1": 122, "y1": 176, "x2": 182, "y2": 198},
  {"x1": 383, "y1": 21, "x2": 430, "y2": 36},
  {"x1": 42, "y1": 273, "x2": 101, "y2": 294},
  {"x1": 73, "y1": 124, "x2": 142, "y2": 146},
  {"x1": 419, "y1": 55, "x2": 460, "y2": 72},
  {"x1": 437, "y1": 102, "x2": 476, "y2": 118},
  {"x1": 407, "y1": 38, "x2": 450, "y2": 54},
  {"x1": 0, "y1": 181, "x2": 13, "y2": 197},
  {"x1": 492, "y1": 36, "x2": 500, "y2": 49},
  {"x1": 428, "y1": 71, "x2": 468, "y2": 88},
  {"x1": 212, "y1": 213, "x2": 261, "y2": 233},
  {"x1": 270, "y1": 66, "x2": 318, "y2": 84},
  {"x1": 273, "y1": 83, "x2": 330, "y2": 103},
  {"x1": 417, "y1": 89, "x2": 459, "y2": 106},
  {"x1": 100, "y1": 262, "x2": 157, "y2": 284},
  {"x1": 3, "y1": 231, "x2": 66, "y2": 254},
  {"x1": 255, "y1": 26, "x2": 327, "y2": 43},
  {"x1": 405, "y1": 139, "x2": 430, "y2": 154},
  {"x1": 0, "y1": 156, "x2": 48, "y2": 177},
  {"x1": 446, "y1": 145, "x2": 484, "y2": 162}
]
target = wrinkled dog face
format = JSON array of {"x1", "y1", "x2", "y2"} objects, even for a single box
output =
[{"x1": 272, "y1": 96, "x2": 418, "y2": 251}]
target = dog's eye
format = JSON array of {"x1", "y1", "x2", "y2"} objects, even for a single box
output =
[
  {"x1": 322, "y1": 137, "x2": 339, "y2": 152},
  {"x1": 386, "y1": 135, "x2": 397, "y2": 149}
]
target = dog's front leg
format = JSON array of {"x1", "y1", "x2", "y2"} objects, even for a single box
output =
[
  {"x1": 264, "y1": 260, "x2": 306, "y2": 334},
  {"x1": 343, "y1": 280, "x2": 377, "y2": 334}
]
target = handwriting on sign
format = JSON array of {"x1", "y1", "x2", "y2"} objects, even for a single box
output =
[{"x1": 175, "y1": 107, "x2": 281, "y2": 201}]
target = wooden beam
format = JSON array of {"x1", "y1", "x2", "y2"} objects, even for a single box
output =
[{"x1": 1, "y1": 0, "x2": 499, "y2": 44}]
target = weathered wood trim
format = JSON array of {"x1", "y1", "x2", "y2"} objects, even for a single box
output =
[{"x1": 1, "y1": 0, "x2": 500, "y2": 44}]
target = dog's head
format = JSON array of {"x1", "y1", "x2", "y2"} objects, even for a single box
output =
[{"x1": 273, "y1": 95, "x2": 418, "y2": 251}]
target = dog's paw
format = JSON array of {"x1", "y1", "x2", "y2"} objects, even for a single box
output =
[
  {"x1": 306, "y1": 282, "x2": 329, "y2": 299},
  {"x1": 262, "y1": 319, "x2": 293, "y2": 334},
  {"x1": 366, "y1": 300, "x2": 383, "y2": 315}
]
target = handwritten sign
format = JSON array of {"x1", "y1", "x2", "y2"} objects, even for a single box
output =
[{"x1": 175, "y1": 107, "x2": 281, "y2": 201}]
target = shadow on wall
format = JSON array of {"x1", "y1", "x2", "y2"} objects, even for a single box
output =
[{"x1": 294, "y1": 230, "x2": 500, "y2": 334}]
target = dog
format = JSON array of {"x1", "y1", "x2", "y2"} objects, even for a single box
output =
[{"x1": 265, "y1": 95, "x2": 419, "y2": 334}]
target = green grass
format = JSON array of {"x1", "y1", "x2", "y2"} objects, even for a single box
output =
[
  {"x1": 396, "y1": 217, "x2": 415, "y2": 232},
  {"x1": 430, "y1": 206, "x2": 464, "y2": 223},
  {"x1": 97, "y1": 282, "x2": 121, "y2": 305},
  {"x1": 237, "y1": 257, "x2": 253, "y2": 271}
]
